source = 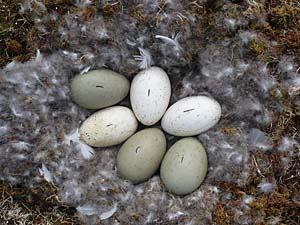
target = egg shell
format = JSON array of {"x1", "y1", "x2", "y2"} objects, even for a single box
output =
[
  {"x1": 79, "y1": 106, "x2": 138, "y2": 147},
  {"x1": 117, "y1": 128, "x2": 166, "y2": 184},
  {"x1": 130, "y1": 67, "x2": 171, "y2": 126},
  {"x1": 161, "y1": 96, "x2": 221, "y2": 136},
  {"x1": 70, "y1": 69, "x2": 129, "y2": 109},
  {"x1": 160, "y1": 137, "x2": 208, "y2": 195}
]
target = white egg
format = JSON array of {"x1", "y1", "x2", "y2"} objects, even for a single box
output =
[
  {"x1": 130, "y1": 67, "x2": 171, "y2": 126},
  {"x1": 80, "y1": 106, "x2": 138, "y2": 147},
  {"x1": 161, "y1": 96, "x2": 221, "y2": 136}
]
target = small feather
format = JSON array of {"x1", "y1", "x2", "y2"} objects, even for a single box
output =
[
  {"x1": 155, "y1": 34, "x2": 182, "y2": 51},
  {"x1": 133, "y1": 47, "x2": 153, "y2": 69},
  {"x1": 39, "y1": 164, "x2": 53, "y2": 182},
  {"x1": 77, "y1": 204, "x2": 98, "y2": 216},
  {"x1": 100, "y1": 203, "x2": 118, "y2": 220}
]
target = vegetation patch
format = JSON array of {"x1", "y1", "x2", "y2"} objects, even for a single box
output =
[{"x1": 0, "y1": 181, "x2": 81, "y2": 224}]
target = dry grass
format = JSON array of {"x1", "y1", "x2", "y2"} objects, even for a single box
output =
[{"x1": 0, "y1": 181, "x2": 82, "y2": 225}]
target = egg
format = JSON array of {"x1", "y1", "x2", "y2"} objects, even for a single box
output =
[
  {"x1": 160, "y1": 137, "x2": 208, "y2": 195},
  {"x1": 70, "y1": 69, "x2": 129, "y2": 109},
  {"x1": 161, "y1": 96, "x2": 221, "y2": 136},
  {"x1": 79, "y1": 106, "x2": 138, "y2": 147},
  {"x1": 117, "y1": 128, "x2": 166, "y2": 184},
  {"x1": 130, "y1": 67, "x2": 171, "y2": 126}
]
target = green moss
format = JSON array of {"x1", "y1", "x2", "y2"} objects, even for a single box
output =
[{"x1": 249, "y1": 39, "x2": 273, "y2": 63}]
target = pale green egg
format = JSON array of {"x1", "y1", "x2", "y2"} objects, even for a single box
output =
[
  {"x1": 70, "y1": 69, "x2": 129, "y2": 109},
  {"x1": 160, "y1": 137, "x2": 208, "y2": 195},
  {"x1": 117, "y1": 128, "x2": 167, "y2": 184}
]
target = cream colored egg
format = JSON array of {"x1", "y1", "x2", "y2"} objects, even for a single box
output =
[
  {"x1": 70, "y1": 69, "x2": 129, "y2": 109},
  {"x1": 161, "y1": 96, "x2": 221, "y2": 136},
  {"x1": 79, "y1": 106, "x2": 138, "y2": 147},
  {"x1": 160, "y1": 138, "x2": 208, "y2": 195},
  {"x1": 117, "y1": 128, "x2": 166, "y2": 184},
  {"x1": 130, "y1": 67, "x2": 171, "y2": 126}
]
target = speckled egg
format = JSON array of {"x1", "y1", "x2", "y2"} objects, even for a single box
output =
[
  {"x1": 130, "y1": 67, "x2": 171, "y2": 126},
  {"x1": 117, "y1": 128, "x2": 167, "y2": 184},
  {"x1": 70, "y1": 69, "x2": 129, "y2": 109},
  {"x1": 79, "y1": 106, "x2": 138, "y2": 147},
  {"x1": 160, "y1": 138, "x2": 208, "y2": 195},
  {"x1": 161, "y1": 96, "x2": 221, "y2": 136}
]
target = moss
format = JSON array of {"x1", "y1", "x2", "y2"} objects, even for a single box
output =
[
  {"x1": 133, "y1": 6, "x2": 146, "y2": 22},
  {"x1": 215, "y1": 98, "x2": 300, "y2": 224},
  {"x1": 248, "y1": 36, "x2": 282, "y2": 63},
  {"x1": 81, "y1": 6, "x2": 96, "y2": 21},
  {"x1": 0, "y1": 0, "x2": 34, "y2": 67},
  {"x1": 249, "y1": 39, "x2": 268, "y2": 56},
  {"x1": 213, "y1": 202, "x2": 234, "y2": 225},
  {"x1": 249, "y1": 192, "x2": 300, "y2": 222},
  {"x1": 0, "y1": 0, "x2": 83, "y2": 67},
  {"x1": 214, "y1": 104, "x2": 300, "y2": 224},
  {"x1": 264, "y1": 0, "x2": 300, "y2": 50},
  {"x1": 103, "y1": 2, "x2": 121, "y2": 17},
  {"x1": 214, "y1": 164, "x2": 300, "y2": 224},
  {"x1": 220, "y1": 127, "x2": 239, "y2": 135}
]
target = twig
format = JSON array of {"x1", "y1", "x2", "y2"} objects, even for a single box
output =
[{"x1": 252, "y1": 155, "x2": 264, "y2": 177}]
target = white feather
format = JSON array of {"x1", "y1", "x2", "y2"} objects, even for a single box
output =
[
  {"x1": 80, "y1": 67, "x2": 91, "y2": 74},
  {"x1": 39, "y1": 164, "x2": 53, "y2": 182},
  {"x1": 155, "y1": 33, "x2": 183, "y2": 51},
  {"x1": 35, "y1": 49, "x2": 42, "y2": 62},
  {"x1": 100, "y1": 203, "x2": 118, "y2": 220},
  {"x1": 64, "y1": 129, "x2": 95, "y2": 159},
  {"x1": 77, "y1": 142, "x2": 95, "y2": 160},
  {"x1": 133, "y1": 47, "x2": 153, "y2": 69},
  {"x1": 77, "y1": 204, "x2": 98, "y2": 216}
]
